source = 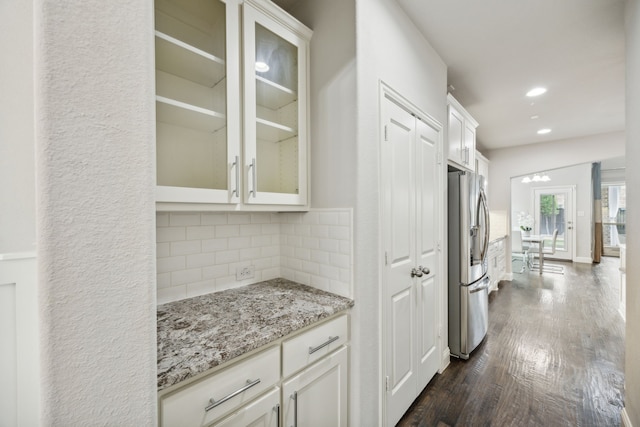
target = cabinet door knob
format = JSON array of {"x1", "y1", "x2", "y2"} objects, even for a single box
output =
[
  {"x1": 420, "y1": 266, "x2": 430, "y2": 275},
  {"x1": 411, "y1": 268, "x2": 423, "y2": 278}
]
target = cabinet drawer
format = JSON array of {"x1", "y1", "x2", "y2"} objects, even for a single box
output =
[
  {"x1": 160, "y1": 346, "x2": 280, "y2": 427},
  {"x1": 282, "y1": 314, "x2": 348, "y2": 377},
  {"x1": 213, "y1": 387, "x2": 280, "y2": 427}
]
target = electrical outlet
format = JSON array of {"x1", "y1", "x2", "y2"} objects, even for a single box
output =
[{"x1": 236, "y1": 265, "x2": 255, "y2": 281}]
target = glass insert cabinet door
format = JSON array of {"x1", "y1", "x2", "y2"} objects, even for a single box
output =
[
  {"x1": 154, "y1": 0, "x2": 241, "y2": 204},
  {"x1": 243, "y1": 3, "x2": 309, "y2": 205}
]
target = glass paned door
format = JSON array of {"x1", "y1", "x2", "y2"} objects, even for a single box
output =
[
  {"x1": 155, "y1": 0, "x2": 241, "y2": 203},
  {"x1": 533, "y1": 187, "x2": 574, "y2": 261},
  {"x1": 243, "y1": 3, "x2": 308, "y2": 205},
  {"x1": 602, "y1": 183, "x2": 626, "y2": 256}
]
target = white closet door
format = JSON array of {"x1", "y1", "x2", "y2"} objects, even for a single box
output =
[
  {"x1": 415, "y1": 118, "x2": 440, "y2": 388},
  {"x1": 381, "y1": 94, "x2": 418, "y2": 426}
]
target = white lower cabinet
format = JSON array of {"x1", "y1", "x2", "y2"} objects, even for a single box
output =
[
  {"x1": 159, "y1": 314, "x2": 349, "y2": 427},
  {"x1": 488, "y1": 237, "x2": 506, "y2": 292},
  {"x1": 213, "y1": 387, "x2": 280, "y2": 427},
  {"x1": 282, "y1": 346, "x2": 348, "y2": 427}
]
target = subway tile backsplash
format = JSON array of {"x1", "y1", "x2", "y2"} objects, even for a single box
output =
[{"x1": 156, "y1": 209, "x2": 353, "y2": 305}]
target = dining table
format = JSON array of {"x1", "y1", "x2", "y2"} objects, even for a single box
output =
[{"x1": 522, "y1": 234, "x2": 544, "y2": 275}]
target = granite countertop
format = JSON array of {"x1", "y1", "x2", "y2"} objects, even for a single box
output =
[{"x1": 157, "y1": 278, "x2": 354, "y2": 391}]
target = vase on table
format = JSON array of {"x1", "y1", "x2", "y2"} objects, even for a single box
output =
[{"x1": 523, "y1": 230, "x2": 531, "y2": 237}]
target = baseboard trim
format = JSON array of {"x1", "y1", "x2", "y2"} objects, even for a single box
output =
[
  {"x1": 505, "y1": 273, "x2": 514, "y2": 281},
  {"x1": 439, "y1": 348, "x2": 450, "y2": 374},
  {"x1": 622, "y1": 407, "x2": 633, "y2": 427},
  {"x1": 574, "y1": 257, "x2": 593, "y2": 264}
]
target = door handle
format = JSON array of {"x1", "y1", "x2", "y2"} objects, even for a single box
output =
[
  {"x1": 419, "y1": 266, "x2": 430, "y2": 275},
  {"x1": 411, "y1": 268, "x2": 423, "y2": 278}
]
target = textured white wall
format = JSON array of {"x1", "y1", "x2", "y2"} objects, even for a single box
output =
[
  {"x1": 624, "y1": 0, "x2": 640, "y2": 425},
  {"x1": 34, "y1": 0, "x2": 157, "y2": 424}
]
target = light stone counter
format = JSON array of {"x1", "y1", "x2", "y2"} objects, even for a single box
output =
[{"x1": 157, "y1": 278, "x2": 354, "y2": 390}]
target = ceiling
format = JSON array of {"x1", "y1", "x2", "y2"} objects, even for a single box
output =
[
  {"x1": 396, "y1": 0, "x2": 626, "y2": 151},
  {"x1": 276, "y1": 0, "x2": 626, "y2": 153}
]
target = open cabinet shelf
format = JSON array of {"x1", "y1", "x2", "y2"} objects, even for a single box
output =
[
  {"x1": 256, "y1": 75, "x2": 297, "y2": 110},
  {"x1": 156, "y1": 96, "x2": 226, "y2": 133}
]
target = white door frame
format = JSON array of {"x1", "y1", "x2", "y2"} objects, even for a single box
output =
[
  {"x1": 378, "y1": 81, "x2": 445, "y2": 426},
  {"x1": 532, "y1": 185, "x2": 576, "y2": 262}
]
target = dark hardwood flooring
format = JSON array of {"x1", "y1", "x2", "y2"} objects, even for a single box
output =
[{"x1": 397, "y1": 256, "x2": 625, "y2": 427}]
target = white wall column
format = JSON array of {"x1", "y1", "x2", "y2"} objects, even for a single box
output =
[{"x1": 34, "y1": 1, "x2": 157, "y2": 424}]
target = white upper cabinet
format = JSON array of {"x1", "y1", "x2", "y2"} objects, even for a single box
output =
[
  {"x1": 154, "y1": 0, "x2": 311, "y2": 210},
  {"x1": 243, "y1": 2, "x2": 310, "y2": 206},
  {"x1": 447, "y1": 93, "x2": 478, "y2": 172}
]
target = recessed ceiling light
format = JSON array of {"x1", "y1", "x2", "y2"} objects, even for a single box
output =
[
  {"x1": 537, "y1": 128, "x2": 551, "y2": 135},
  {"x1": 255, "y1": 61, "x2": 270, "y2": 72},
  {"x1": 530, "y1": 115, "x2": 539, "y2": 120},
  {"x1": 526, "y1": 87, "x2": 547, "y2": 97}
]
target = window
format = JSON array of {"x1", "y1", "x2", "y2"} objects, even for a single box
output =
[{"x1": 601, "y1": 183, "x2": 626, "y2": 255}]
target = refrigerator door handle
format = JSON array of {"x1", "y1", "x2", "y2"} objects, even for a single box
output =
[{"x1": 479, "y1": 188, "x2": 490, "y2": 262}]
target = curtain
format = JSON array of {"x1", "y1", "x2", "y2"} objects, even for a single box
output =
[{"x1": 592, "y1": 162, "x2": 603, "y2": 263}]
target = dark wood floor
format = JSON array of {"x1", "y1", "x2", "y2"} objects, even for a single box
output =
[{"x1": 397, "y1": 256, "x2": 625, "y2": 427}]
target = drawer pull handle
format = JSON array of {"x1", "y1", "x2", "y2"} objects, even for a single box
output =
[
  {"x1": 204, "y1": 378, "x2": 261, "y2": 412},
  {"x1": 308, "y1": 336, "x2": 339, "y2": 354},
  {"x1": 274, "y1": 403, "x2": 280, "y2": 427},
  {"x1": 290, "y1": 391, "x2": 298, "y2": 427}
]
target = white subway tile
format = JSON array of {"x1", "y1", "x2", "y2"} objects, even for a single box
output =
[
  {"x1": 171, "y1": 268, "x2": 202, "y2": 286},
  {"x1": 262, "y1": 223, "x2": 280, "y2": 235},
  {"x1": 157, "y1": 286, "x2": 187, "y2": 305},
  {"x1": 311, "y1": 225, "x2": 329, "y2": 238},
  {"x1": 240, "y1": 247, "x2": 261, "y2": 260},
  {"x1": 319, "y1": 238, "x2": 339, "y2": 253},
  {"x1": 215, "y1": 225, "x2": 240, "y2": 238},
  {"x1": 228, "y1": 213, "x2": 251, "y2": 224},
  {"x1": 156, "y1": 212, "x2": 169, "y2": 227},
  {"x1": 187, "y1": 252, "x2": 216, "y2": 268},
  {"x1": 157, "y1": 242, "x2": 171, "y2": 258},
  {"x1": 202, "y1": 264, "x2": 228, "y2": 280},
  {"x1": 339, "y1": 268, "x2": 351, "y2": 283},
  {"x1": 250, "y1": 213, "x2": 271, "y2": 224},
  {"x1": 262, "y1": 267, "x2": 280, "y2": 281},
  {"x1": 251, "y1": 235, "x2": 272, "y2": 247},
  {"x1": 186, "y1": 225, "x2": 215, "y2": 240},
  {"x1": 171, "y1": 240, "x2": 201, "y2": 256},
  {"x1": 302, "y1": 260, "x2": 319, "y2": 275},
  {"x1": 280, "y1": 223, "x2": 295, "y2": 235},
  {"x1": 157, "y1": 227, "x2": 186, "y2": 243},
  {"x1": 286, "y1": 258, "x2": 302, "y2": 270},
  {"x1": 280, "y1": 246, "x2": 294, "y2": 257},
  {"x1": 302, "y1": 237, "x2": 319, "y2": 249},
  {"x1": 216, "y1": 250, "x2": 240, "y2": 264},
  {"x1": 229, "y1": 236, "x2": 252, "y2": 249},
  {"x1": 319, "y1": 212, "x2": 339, "y2": 225},
  {"x1": 287, "y1": 235, "x2": 302, "y2": 247},
  {"x1": 328, "y1": 226, "x2": 349, "y2": 241},
  {"x1": 281, "y1": 267, "x2": 295, "y2": 281},
  {"x1": 270, "y1": 213, "x2": 281, "y2": 223},
  {"x1": 215, "y1": 275, "x2": 241, "y2": 291},
  {"x1": 202, "y1": 238, "x2": 228, "y2": 253},
  {"x1": 252, "y1": 257, "x2": 273, "y2": 270},
  {"x1": 201, "y1": 212, "x2": 228, "y2": 225},
  {"x1": 294, "y1": 224, "x2": 311, "y2": 236},
  {"x1": 282, "y1": 212, "x2": 302, "y2": 224},
  {"x1": 302, "y1": 211, "x2": 319, "y2": 225},
  {"x1": 157, "y1": 256, "x2": 185, "y2": 274},
  {"x1": 339, "y1": 211, "x2": 351, "y2": 226},
  {"x1": 261, "y1": 245, "x2": 279, "y2": 258},
  {"x1": 186, "y1": 280, "x2": 217, "y2": 298},
  {"x1": 311, "y1": 250, "x2": 330, "y2": 265},
  {"x1": 311, "y1": 275, "x2": 330, "y2": 291},
  {"x1": 240, "y1": 224, "x2": 262, "y2": 237},
  {"x1": 294, "y1": 271, "x2": 311, "y2": 285},
  {"x1": 320, "y1": 264, "x2": 339, "y2": 280},
  {"x1": 169, "y1": 212, "x2": 201, "y2": 226},
  {"x1": 339, "y1": 240, "x2": 351, "y2": 255},
  {"x1": 330, "y1": 281, "x2": 350, "y2": 298},
  {"x1": 157, "y1": 272, "x2": 171, "y2": 289},
  {"x1": 295, "y1": 247, "x2": 311, "y2": 260},
  {"x1": 330, "y1": 253, "x2": 349, "y2": 269}
]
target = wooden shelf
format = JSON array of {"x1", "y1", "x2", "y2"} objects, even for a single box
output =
[
  {"x1": 155, "y1": 31, "x2": 225, "y2": 87},
  {"x1": 256, "y1": 118, "x2": 296, "y2": 142},
  {"x1": 157, "y1": 96, "x2": 226, "y2": 133},
  {"x1": 256, "y1": 75, "x2": 296, "y2": 110}
]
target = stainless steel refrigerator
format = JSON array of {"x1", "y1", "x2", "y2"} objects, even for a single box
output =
[{"x1": 448, "y1": 169, "x2": 490, "y2": 359}]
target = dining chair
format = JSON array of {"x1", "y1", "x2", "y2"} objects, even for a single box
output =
[
  {"x1": 533, "y1": 229, "x2": 564, "y2": 274},
  {"x1": 511, "y1": 229, "x2": 529, "y2": 273}
]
